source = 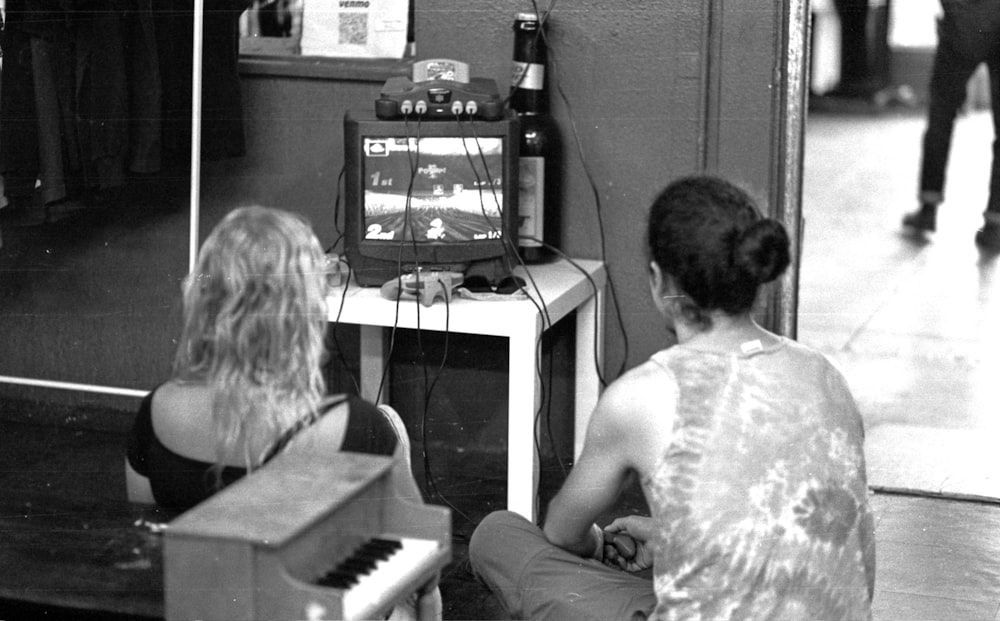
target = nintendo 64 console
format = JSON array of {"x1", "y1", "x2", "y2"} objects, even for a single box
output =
[
  {"x1": 374, "y1": 58, "x2": 504, "y2": 120},
  {"x1": 375, "y1": 76, "x2": 504, "y2": 120}
]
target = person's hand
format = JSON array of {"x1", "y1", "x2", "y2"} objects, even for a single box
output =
[{"x1": 602, "y1": 515, "x2": 656, "y2": 572}]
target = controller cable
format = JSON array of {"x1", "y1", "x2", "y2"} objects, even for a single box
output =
[{"x1": 458, "y1": 114, "x2": 562, "y2": 480}]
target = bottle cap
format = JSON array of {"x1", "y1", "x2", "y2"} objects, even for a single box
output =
[{"x1": 515, "y1": 11, "x2": 540, "y2": 22}]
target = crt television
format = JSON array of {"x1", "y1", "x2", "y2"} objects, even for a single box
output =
[{"x1": 343, "y1": 110, "x2": 520, "y2": 286}]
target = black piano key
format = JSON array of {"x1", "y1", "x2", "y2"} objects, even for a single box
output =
[
  {"x1": 353, "y1": 544, "x2": 391, "y2": 559},
  {"x1": 353, "y1": 549, "x2": 390, "y2": 563},
  {"x1": 316, "y1": 571, "x2": 359, "y2": 588},
  {"x1": 313, "y1": 537, "x2": 404, "y2": 588},
  {"x1": 370, "y1": 538, "x2": 403, "y2": 552},
  {"x1": 340, "y1": 559, "x2": 377, "y2": 573}
]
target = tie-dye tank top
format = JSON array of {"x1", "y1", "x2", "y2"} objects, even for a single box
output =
[{"x1": 641, "y1": 337, "x2": 874, "y2": 621}]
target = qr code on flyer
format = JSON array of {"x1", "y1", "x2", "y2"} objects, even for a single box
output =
[{"x1": 339, "y1": 12, "x2": 368, "y2": 45}]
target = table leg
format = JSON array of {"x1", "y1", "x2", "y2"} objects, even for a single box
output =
[
  {"x1": 574, "y1": 288, "x2": 605, "y2": 461},
  {"x1": 360, "y1": 324, "x2": 386, "y2": 405},
  {"x1": 508, "y1": 327, "x2": 541, "y2": 522}
]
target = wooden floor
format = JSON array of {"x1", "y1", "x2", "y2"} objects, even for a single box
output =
[
  {"x1": 2, "y1": 417, "x2": 1000, "y2": 620},
  {"x1": 869, "y1": 493, "x2": 1000, "y2": 620},
  {"x1": 3, "y1": 107, "x2": 1000, "y2": 620}
]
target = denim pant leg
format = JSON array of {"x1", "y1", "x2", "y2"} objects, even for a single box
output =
[
  {"x1": 469, "y1": 511, "x2": 657, "y2": 621},
  {"x1": 986, "y1": 44, "x2": 1000, "y2": 217},
  {"x1": 919, "y1": 23, "x2": 981, "y2": 206}
]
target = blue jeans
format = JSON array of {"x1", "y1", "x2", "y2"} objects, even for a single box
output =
[
  {"x1": 919, "y1": 0, "x2": 1000, "y2": 216},
  {"x1": 469, "y1": 511, "x2": 657, "y2": 621}
]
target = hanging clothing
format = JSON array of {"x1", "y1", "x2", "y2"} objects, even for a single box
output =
[
  {"x1": 153, "y1": 0, "x2": 253, "y2": 164},
  {"x1": 0, "y1": 0, "x2": 251, "y2": 205}
]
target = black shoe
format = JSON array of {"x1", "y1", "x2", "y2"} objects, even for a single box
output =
[
  {"x1": 902, "y1": 204, "x2": 937, "y2": 232},
  {"x1": 975, "y1": 222, "x2": 1000, "y2": 251}
]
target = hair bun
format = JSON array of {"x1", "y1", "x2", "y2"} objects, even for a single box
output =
[{"x1": 732, "y1": 219, "x2": 791, "y2": 284}]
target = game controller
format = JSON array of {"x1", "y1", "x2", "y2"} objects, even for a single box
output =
[
  {"x1": 604, "y1": 531, "x2": 637, "y2": 559},
  {"x1": 601, "y1": 530, "x2": 639, "y2": 569},
  {"x1": 374, "y1": 76, "x2": 505, "y2": 121},
  {"x1": 379, "y1": 271, "x2": 465, "y2": 307},
  {"x1": 324, "y1": 253, "x2": 347, "y2": 288}
]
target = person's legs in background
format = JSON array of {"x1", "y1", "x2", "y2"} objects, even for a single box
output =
[
  {"x1": 469, "y1": 511, "x2": 656, "y2": 621},
  {"x1": 975, "y1": 31, "x2": 1000, "y2": 250},
  {"x1": 903, "y1": 15, "x2": 980, "y2": 234},
  {"x1": 831, "y1": 0, "x2": 872, "y2": 98}
]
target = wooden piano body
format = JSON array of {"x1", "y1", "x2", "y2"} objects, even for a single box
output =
[{"x1": 163, "y1": 450, "x2": 451, "y2": 621}]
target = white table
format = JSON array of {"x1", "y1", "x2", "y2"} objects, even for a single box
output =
[{"x1": 327, "y1": 258, "x2": 606, "y2": 521}]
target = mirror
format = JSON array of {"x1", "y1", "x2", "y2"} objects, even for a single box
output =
[{"x1": 0, "y1": 2, "x2": 204, "y2": 408}]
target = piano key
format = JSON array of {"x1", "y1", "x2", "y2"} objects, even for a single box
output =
[
  {"x1": 319, "y1": 536, "x2": 441, "y2": 620},
  {"x1": 316, "y1": 573, "x2": 356, "y2": 588},
  {"x1": 315, "y1": 540, "x2": 397, "y2": 588}
]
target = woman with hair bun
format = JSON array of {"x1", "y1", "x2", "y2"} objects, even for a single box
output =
[{"x1": 470, "y1": 175, "x2": 874, "y2": 621}]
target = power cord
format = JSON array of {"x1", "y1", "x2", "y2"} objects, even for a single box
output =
[
  {"x1": 375, "y1": 111, "x2": 479, "y2": 523},
  {"x1": 508, "y1": 0, "x2": 630, "y2": 382},
  {"x1": 457, "y1": 114, "x2": 564, "y2": 483}
]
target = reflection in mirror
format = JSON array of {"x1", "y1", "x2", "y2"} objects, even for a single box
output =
[
  {"x1": 238, "y1": 0, "x2": 415, "y2": 57},
  {"x1": 0, "y1": 3, "x2": 244, "y2": 411},
  {"x1": 240, "y1": 0, "x2": 303, "y2": 55},
  {"x1": 244, "y1": 0, "x2": 302, "y2": 38}
]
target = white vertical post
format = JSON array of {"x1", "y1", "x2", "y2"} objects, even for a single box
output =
[
  {"x1": 508, "y1": 320, "x2": 542, "y2": 521},
  {"x1": 189, "y1": 0, "x2": 205, "y2": 273}
]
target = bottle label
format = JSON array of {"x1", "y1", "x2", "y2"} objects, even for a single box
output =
[
  {"x1": 511, "y1": 61, "x2": 545, "y2": 91},
  {"x1": 518, "y1": 156, "x2": 544, "y2": 247}
]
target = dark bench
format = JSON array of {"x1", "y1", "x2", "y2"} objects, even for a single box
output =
[
  {"x1": 0, "y1": 491, "x2": 166, "y2": 620},
  {"x1": 0, "y1": 415, "x2": 167, "y2": 620}
]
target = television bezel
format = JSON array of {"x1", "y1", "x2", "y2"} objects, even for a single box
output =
[{"x1": 343, "y1": 110, "x2": 520, "y2": 286}]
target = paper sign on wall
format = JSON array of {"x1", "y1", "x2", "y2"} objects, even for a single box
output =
[{"x1": 301, "y1": 0, "x2": 409, "y2": 58}]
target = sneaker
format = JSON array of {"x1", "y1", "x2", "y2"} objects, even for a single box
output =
[
  {"x1": 974, "y1": 222, "x2": 1000, "y2": 251},
  {"x1": 902, "y1": 203, "x2": 937, "y2": 232}
]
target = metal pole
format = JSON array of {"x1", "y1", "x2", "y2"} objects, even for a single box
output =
[
  {"x1": 0, "y1": 376, "x2": 149, "y2": 398},
  {"x1": 189, "y1": 0, "x2": 204, "y2": 273}
]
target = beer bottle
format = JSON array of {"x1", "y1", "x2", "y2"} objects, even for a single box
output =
[{"x1": 510, "y1": 11, "x2": 561, "y2": 263}]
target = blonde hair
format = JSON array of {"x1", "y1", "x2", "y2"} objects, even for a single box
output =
[{"x1": 173, "y1": 206, "x2": 328, "y2": 475}]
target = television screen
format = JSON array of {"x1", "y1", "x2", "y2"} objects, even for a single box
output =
[
  {"x1": 344, "y1": 111, "x2": 519, "y2": 286},
  {"x1": 361, "y1": 136, "x2": 505, "y2": 244}
]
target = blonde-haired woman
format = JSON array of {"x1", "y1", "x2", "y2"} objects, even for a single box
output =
[{"x1": 126, "y1": 206, "x2": 438, "y2": 617}]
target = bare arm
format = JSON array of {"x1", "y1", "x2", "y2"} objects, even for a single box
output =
[
  {"x1": 543, "y1": 368, "x2": 673, "y2": 558},
  {"x1": 125, "y1": 458, "x2": 155, "y2": 504}
]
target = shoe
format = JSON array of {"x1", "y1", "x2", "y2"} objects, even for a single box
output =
[
  {"x1": 974, "y1": 222, "x2": 1000, "y2": 251},
  {"x1": 902, "y1": 203, "x2": 937, "y2": 232}
]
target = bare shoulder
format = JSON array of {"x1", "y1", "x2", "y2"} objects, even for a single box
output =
[
  {"x1": 150, "y1": 380, "x2": 216, "y2": 461},
  {"x1": 597, "y1": 359, "x2": 679, "y2": 424},
  {"x1": 584, "y1": 358, "x2": 679, "y2": 475}
]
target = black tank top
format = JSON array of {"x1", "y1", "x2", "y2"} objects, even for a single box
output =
[{"x1": 126, "y1": 389, "x2": 397, "y2": 512}]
